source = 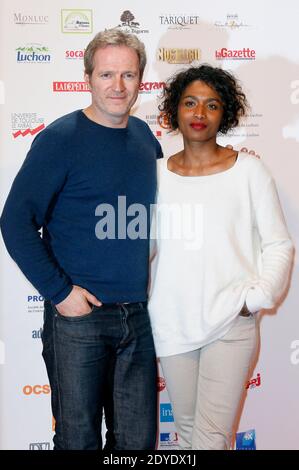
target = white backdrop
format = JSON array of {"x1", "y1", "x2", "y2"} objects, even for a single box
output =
[{"x1": 0, "y1": 0, "x2": 298, "y2": 450}]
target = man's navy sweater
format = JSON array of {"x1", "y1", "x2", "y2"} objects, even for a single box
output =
[{"x1": 0, "y1": 110, "x2": 162, "y2": 303}]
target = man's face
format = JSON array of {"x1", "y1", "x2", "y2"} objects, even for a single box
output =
[{"x1": 85, "y1": 45, "x2": 141, "y2": 127}]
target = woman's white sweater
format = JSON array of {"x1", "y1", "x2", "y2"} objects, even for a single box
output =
[{"x1": 148, "y1": 152, "x2": 293, "y2": 357}]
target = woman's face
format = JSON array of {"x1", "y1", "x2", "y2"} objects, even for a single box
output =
[{"x1": 177, "y1": 80, "x2": 224, "y2": 142}]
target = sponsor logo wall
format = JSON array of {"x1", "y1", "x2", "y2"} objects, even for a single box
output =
[{"x1": 0, "y1": 0, "x2": 298, "y2": 450}]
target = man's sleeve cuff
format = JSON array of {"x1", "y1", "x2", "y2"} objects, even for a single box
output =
[{"x1": 50, "y1": 284, "x2": 73, "y2": 305}]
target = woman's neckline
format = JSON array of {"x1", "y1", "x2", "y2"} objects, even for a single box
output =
[{"x1": 165, "y1": 151, "x2": 241, "y2": 179}]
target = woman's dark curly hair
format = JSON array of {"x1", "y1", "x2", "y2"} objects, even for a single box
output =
[{"x1": 159, "y1": 64, "x2": 249, "y2": 134}]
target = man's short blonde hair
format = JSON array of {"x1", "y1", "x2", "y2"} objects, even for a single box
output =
[{"x1": 84, "y1": 28, "x2": 147, "y2": 79}]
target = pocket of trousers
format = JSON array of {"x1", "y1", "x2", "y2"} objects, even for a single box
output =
[{"x1": 51, "y1": 302, "x2": 96, "y2": 321}]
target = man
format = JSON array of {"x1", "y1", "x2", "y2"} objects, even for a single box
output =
[{"x1": 1, "y1": 29, "x2": 162, "y2": 450}]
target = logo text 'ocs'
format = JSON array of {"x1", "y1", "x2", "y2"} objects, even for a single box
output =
[{"x1": 23, "y1": 384, "x2": 50, "y2": 395}]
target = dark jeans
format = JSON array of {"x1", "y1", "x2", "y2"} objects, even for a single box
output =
[{"x1": 42, "y1": 300, "x2": 157, "y2": 450}]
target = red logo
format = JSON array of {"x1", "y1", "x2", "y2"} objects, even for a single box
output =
[
  {"x1": 157, "y1": 376, "x2": 166, "y2": 392},
  {"x1": 65, "y1": 50, "x2": 85, "y2": 59},
  {"x1": 13, "y1": 124, "x2": 45, "y2": 138},
  {"x1": 23, "y1": 384, "x2": 51, "y2": 395},
  {"x1": 215, "y1": 47, "x2": 256, "y2": 60},
  {"x1": 246, "y1": 372, "x2": 261, "y2": 390},
  {"x1": 157, "y1": 112, "x2": 171, "y2": 130},
  {"x1": 53, "y1": 82, "x2": 90, "y2": 92},
  {"x1": 139, "y1": 81, "x2": 166, "y2": 93}
]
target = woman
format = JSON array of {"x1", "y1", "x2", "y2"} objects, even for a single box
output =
[{"x1": 148, "y1": 65, "x2": 293, "y2": 450}]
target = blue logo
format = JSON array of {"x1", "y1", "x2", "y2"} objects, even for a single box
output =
[
  {"x1": 16, "y1": 44, "x2": 51, "y2": 63},
  {"x1": 28, "y1": 295, "x2": 44, "y2": 302},
  {"x1": 236, "y1": 429, "x2": 256, "y2": 450},
  {"x1": 32, "y1": 328, "x2": 43, "y2": 339},
  {"x1": 160, "y1": 403, "x2": 174, "y2": 422},
  {"x1": 160, "y1": 432, "x2": 178, "y2": 444}
]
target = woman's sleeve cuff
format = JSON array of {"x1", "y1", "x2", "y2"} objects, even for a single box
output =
[{"x1": 246, "y1": 286, "x2": 268, "y2": 313}]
